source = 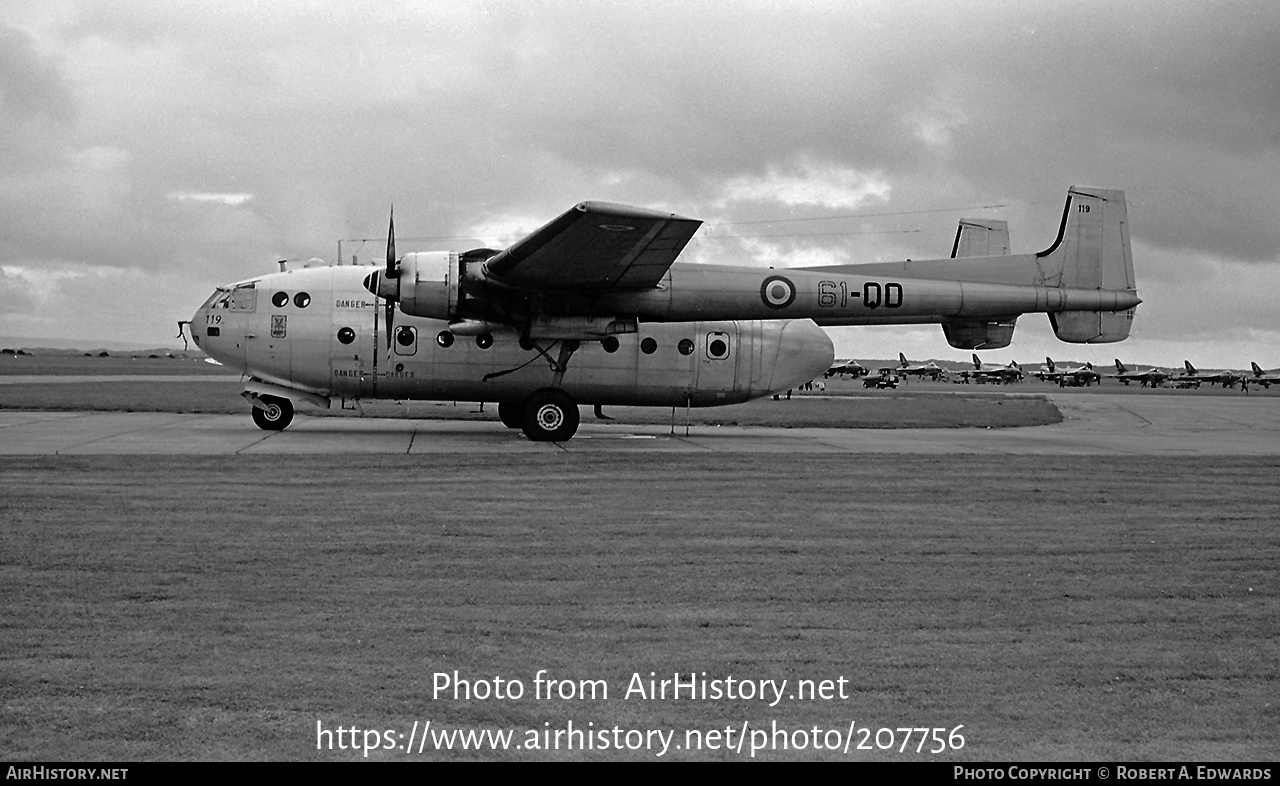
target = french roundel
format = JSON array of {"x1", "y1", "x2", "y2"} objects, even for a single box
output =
[{"x1": 760, "y1": 275, "x2": 796, "y2": 309}]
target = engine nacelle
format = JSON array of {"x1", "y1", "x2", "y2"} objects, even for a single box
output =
[
  {"x1": 941, "y1": 317, "x2": 1017, "y2": 350},
  {"x1": 393, "y1": 251, "x2": 462, "y2": 321}
]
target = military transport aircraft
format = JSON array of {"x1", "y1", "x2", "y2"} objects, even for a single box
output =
[
  {"x1": 1249, "y1": 362, "x2": 1280, "y2": 389},
  {"x1": 186, "y1": 186, "x2": 1139, "y2": 441},
  {"x1": 1110, "y1": 359, "x2": 1168, "y2": 387}
]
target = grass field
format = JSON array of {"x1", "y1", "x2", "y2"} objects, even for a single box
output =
[
  {"x1": 0, "y1": 379, "x2": 1064, "y2": 430},
  {"x1": 2, "y1": 455, "x2": 1276, "y2": 760},
  {"x1": 0, "y1": 353, "x2": 223, "y2": 376},
  {"x1": 4, "y1": 352, "x2": 1271, "y2": 432},
  {"x1": 0, "y1": 350, "x2": 1065, "y2": 430}
]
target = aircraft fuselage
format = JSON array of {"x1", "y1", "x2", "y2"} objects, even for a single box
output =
[{"x1": 191, "y1": 265, "x2": 833, "y2": 439}]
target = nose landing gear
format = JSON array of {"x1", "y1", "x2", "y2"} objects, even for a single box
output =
[{"x1": 248, "y1": 394, "x2": 295, "y2": 431}]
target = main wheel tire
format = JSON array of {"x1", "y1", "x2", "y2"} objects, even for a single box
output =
[
  {"x1": 251, "y1": 395, "x2": 294, "y2": 431},
  {"x1": 497, "y1": 401, "x2": 523, "y2": 429},
  {"x1": 520, "y1": 389, "x2": 580, "y2": 442}
]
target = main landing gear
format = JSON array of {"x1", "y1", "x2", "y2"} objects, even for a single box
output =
[
  {"x1": 491, "y1": 338, "x2": 585, "y2": 442},
  {"x1": 499, "y1": 388, "x2": 581, "y2": 442}
]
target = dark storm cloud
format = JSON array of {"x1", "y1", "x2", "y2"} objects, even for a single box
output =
[
  {"x1": 925, "y1": 2, "x2": 1280, "y2": 263},
  {"x1": 379, "y1": 2, "x2": 1280, "y2": 262},
  {"x1": 1, "y1": 0, "x2": 1278, "y2": 355}
]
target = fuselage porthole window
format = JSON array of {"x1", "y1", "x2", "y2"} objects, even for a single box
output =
[
  {"x1": 677, "y1": 338, "x2": 694, "y2": 356},
  {"x1": 337, "y1": 327, "x2": 355, "y2": 345},
  {"x1": 601, "y1": 336, "x2": 620, "y2": 353},
  {"x1": 271, "y1": 291, "x2": 289, "y2": 308},
  {"x1": 641, "y1": 337, "x2": 657, "y2": 355},
  {"x1": 437, "y1": 331, "x2": 455, "y2": 348},
  {"x1": 476, "y1": 333, "x2": 493, "y2": 349},
  {"x1": 294, "y1": 292, "x2": 311, "y2": 308}
]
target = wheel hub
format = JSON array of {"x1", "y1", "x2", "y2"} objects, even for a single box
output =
[{"x1": 536, "y1": 404, "x2": 564, "y2": 430}]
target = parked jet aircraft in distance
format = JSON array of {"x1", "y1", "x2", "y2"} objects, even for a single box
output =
[
  {"x1": 963, "y1": 353, "x2": 1023, "y2": 384},
  {"x1": 186, "y1": 186, "x2": 1139, "y2": 440},
  {"x1": 1176, "y1": 361, "x2": 1242, "y2": 389},
  {"x1": 1110, "y1": 359, "x2": 1168, "y2": 387},
  {"x1": 1249, "y1": 362, "x2": 1280, "y2": 388},
  {"x1": 894, "y1": 352, "x2": 946, "y2": 380},
  {"x1": 826, "y1": 358, "x2": 868, "y2": 378},
  {"x1": 1036, "y1": 357, "x2": 1100, "y2": 386}
]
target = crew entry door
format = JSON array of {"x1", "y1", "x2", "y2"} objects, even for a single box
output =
[{"x1": 693, "y1": 326, "x2": 738, "y2": 396}]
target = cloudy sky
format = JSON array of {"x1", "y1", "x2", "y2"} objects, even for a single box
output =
[{"x1": 3, "y1": 0, "x2": 1278, "y2": 368}]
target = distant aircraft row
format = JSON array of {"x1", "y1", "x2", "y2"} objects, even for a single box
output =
[{"x1": 825, "y1": 354, "x2": 1280, "y2": 389}]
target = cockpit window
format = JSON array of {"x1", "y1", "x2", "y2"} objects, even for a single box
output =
[
  {"x1": 226, "y1": 282, "x2": 257, "y2": 311},
  {"x1": 201, "y1": 289, "x2": 229, "y2": 309}
]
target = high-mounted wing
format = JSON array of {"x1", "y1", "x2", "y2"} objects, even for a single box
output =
[{"x1": 482, "y1": 202, "x2": 701, "y2": 291}]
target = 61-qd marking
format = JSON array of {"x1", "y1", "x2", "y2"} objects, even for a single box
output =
[{"x1": 817, "y1": 281, "x2": 903, "y2": 310}]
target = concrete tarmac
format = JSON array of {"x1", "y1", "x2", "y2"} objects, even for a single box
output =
[{"x1": 2, "y1": 392, "x2": 1278, "y2": 454}]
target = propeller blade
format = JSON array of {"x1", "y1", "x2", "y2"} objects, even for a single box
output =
[
  {"x1": 382, "y1": 205, "x2": 398, "y2": 349},
  {"x1": 386, "y1": 206, "x2": 397, "y2": 278}
]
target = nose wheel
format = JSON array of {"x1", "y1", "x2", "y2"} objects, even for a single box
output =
[{"x1": 251, "y1": 395, "x2": 294, "y2": 431}]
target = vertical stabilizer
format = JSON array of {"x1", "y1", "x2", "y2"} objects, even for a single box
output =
[
  {"x1": 944, "y1": 218, "x2": 1017, "y2": 349},
  {"x1": 1042, "y1": 187, "x2": 1137, "y2": 343},
  {"x1": 952, "y1": 219, "x2": 1011, "y2": 258}
]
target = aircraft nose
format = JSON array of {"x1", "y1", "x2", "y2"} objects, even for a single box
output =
[
  {"x1": 769, "y1": 319, "x2": 834, "y2": 392},
  {"x1": 189, "y1": 305, "x2": 207, "y2": 349}
]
